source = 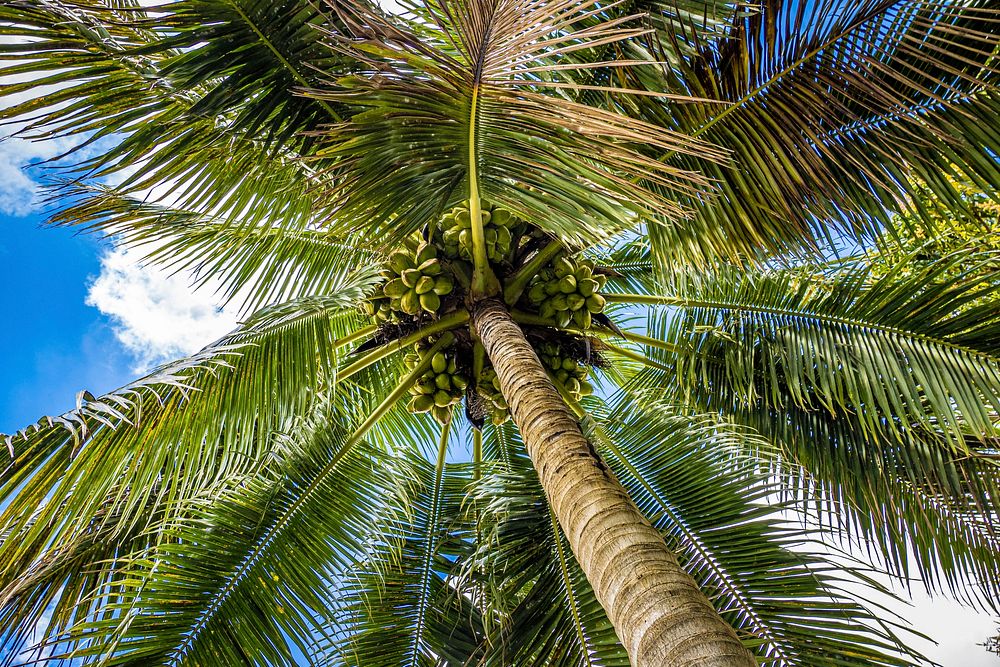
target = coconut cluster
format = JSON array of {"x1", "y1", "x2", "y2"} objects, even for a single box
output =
[
  {"x1": 525, "y1": 255, "x2": 607, "y2": 330},
  {"x1": 367, "y1": 241, "x2": 455, "y2": 323},
  {"x1": 436, "y1": 201, "x2": 523, "y2": 263},
  {"x1": 404, "y1": 340, "x2": 469, "y2": 424},
  {"x1": 536, "y1": 341, "x2": 594, "y2": 403},
  {"x1": 364, "y1": 202, "x2": 609, "y2": 425}
]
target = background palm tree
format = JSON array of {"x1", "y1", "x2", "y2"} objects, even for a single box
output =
[{"x1": 1, "y1": 0, "x2": 998, "y2": 665}]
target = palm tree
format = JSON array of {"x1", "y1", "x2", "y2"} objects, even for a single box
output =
[{"x1": 1, "y1": 0, "x2": 998, "y2": 665}]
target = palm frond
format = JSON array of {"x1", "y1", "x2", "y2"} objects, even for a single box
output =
[
  {"x1": 625, "y1": 250, "x2": 1000, "y2": 444},
  {"x1": 469, "y1": 449, "x2": 629, "y2": 667},
  {"x1": 728, "y1": 401, "x2": 1000, "y2": 611},
  {"x1": 330, "y1": 427, "x2": 484, "y2": 666},
  {"x1": 621, "y1": 0, "x2": 1000, "y2": 265},
  {"x1": 609, "y1": 250, "x2": 1000, "y2": 606},
  {"x1": 50, "y1": 183, "x2": 379, "y2": 312},
  {"x1": 480, "y1": 417, "x2": 521, "y2": 470},
  {"x1": 307, "y1": 0, "x2": 725, "y2": 250},
  {"x1": 0, "y1": 0, "x2": 360, "y2": 231},
  {"x1": 45, "y1": 407, "x2": 391, "y2": 666},
  {"x1": 590, "y1": 235, "x2": 657, "y2": 295}
]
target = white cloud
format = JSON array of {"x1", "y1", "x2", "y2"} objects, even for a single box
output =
[
  {"x1": 900, "y1": 589, "x2": 998, "y2": 666},
  {"x1": 0, "y1": 128, "x2": 80, "y2": 217},
  {"x1": 1, "y1": 38, "x2": 245, "y2": 372},
  {"x1": 0, "y1": 140, "x2": 43, "y2": 216},
  {"x1": 86, "y1": 246, "x2": 242, "y2": 372},
  {"x1": 0, "y1": 35, "x2": 81, "y2": 216}
]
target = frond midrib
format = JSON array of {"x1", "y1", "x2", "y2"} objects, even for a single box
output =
[
  {"x1": 596, "y1": 427, "x2": 800, "y2": 665},
  {"x1": 547, "y1": 505, "x2": 596, "y2": 667},
  {"x1": 684, "y1": 0, "x2": 909, "y2": 142},
  {"x1": 409, "y1": 423, "x2": 451, "y2": 665},
  {"x1": 618, "y1": 292, "x2": 1000, "y2": 365},
  {"x1": 219, "y1": 0, "x2": 341, "y2": 122},
  {"x1": 166, "y1": 435, "x2": 357, "y2": 665},
  {"x1": 815, "y1": 88, "x2": 990, "y2": 145}
]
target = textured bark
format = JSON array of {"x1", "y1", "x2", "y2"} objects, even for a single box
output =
[{"x1": 474, "y1": 299, "x2": 755, "y2": 667}]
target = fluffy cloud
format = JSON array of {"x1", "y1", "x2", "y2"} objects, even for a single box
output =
[
  {"x1": 0, "y1": 139, "x2": 42, "y2": 216},
  {"x1": 0, "y1": 126, "x2": 81, "y2": 217},
  {"x1": 86, "y1": 246, "x2": 242, "y2": 372}
]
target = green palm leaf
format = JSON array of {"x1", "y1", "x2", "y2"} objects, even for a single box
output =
[
  {"x1": 620, "y1": 0, "x2": 1000, "y2": 265},
  {"x1": 0, "y1": 0, "x2": 358, "y2": 231},
  {"x1": 52, "y1": 409, "x2": 391, "y2": 666},
  {"x1": 50, "y1": 183, "x2": 378, "y2": 312},
  {"x1": 622, "y1": 251, "x2": 1000, "y2": 443},
  {"x1": 469, "y1": 447, "x2": 629, "y2": 667},
  {"x1": 607, "y1": 250, "x2": 1000, "y2": 605},
  {"x1": 306, "y1": 0, "x2": 724, "y2": 250},
  {"x1": 729, "y1": 401, "x2": 1000, "y2": 610},
  {"x1": 330, "y1": 424, "x2": 484, "y2": 666}
]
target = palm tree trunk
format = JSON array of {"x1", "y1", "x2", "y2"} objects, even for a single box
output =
[{"x1": 474, "y1": 299, "x2": 755, "y2": 667}]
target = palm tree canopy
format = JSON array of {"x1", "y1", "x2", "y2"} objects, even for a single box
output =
[{"x1": 1, "y1": 0, "x2": 999, "y2": 665}]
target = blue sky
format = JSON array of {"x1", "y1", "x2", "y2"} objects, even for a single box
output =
[{"x1": 0, "y1": 210, "x2": 133, "y2": 433}]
